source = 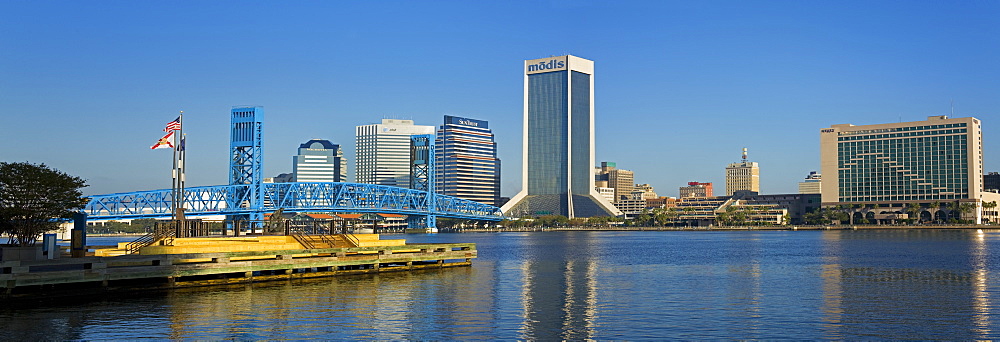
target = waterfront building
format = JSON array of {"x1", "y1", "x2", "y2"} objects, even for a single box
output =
[
  {"x1": 616, "y1": 190, "x2": 650, "y2": 218},
  {"x1": 679, "y1": 182, "x2": 713, "y2": 198},
  {"x1": 355, "y1": 119, "x2": 435, "y2": 188},
  {"x1": 820, "y1": 115, "x2": 1000, "y2": 223},
  {"x1": 293, "y1": 139, "x2": 347, "y2": 182},
  {"x1": 594, "y1": 162, "x2": 635, "y2": 203},
  {"x1": 502, "y1": 55, "x2": 620, "y2": 218},
  {"x1": 646, "y1": 196, "x2": 678, "y2": 209},
  {"x1": 726, "y1": 148, "x2": 760, "y2": 196},
  {"x1": 798, "y1": 171, "x2": 822, "y2": 194},
  {"x1": 435, "y1": 115, "x2": 500, "y2": 206}
]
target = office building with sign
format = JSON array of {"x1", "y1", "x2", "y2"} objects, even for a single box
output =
[
  {"x1": 501, "y1": 55, "x2": 621, "y2": 218},
  {"x1": 435, "y1": 115, "x2": 500, "y2": 206},
  {"x1": 293, "y1": 139, "x2": 347, "y2": 182},
  {"x1": 820, "y1": 115, "x2": 999, "y2": 224},
  {"x1": 355, "y1": 119, "x2": 435, "y2": 188}
]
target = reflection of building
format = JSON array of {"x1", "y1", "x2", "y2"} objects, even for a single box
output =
[
  {"x1": 355, "y1": 119, "x2": 435, "y2": 188},
  {"x1": 820, "y1": 115, "x2": 1000, "y2": 223},
  {"x1": 518, "y1": 234, "x2": 599, "y2": 341},
  {"x1": 798, "y1": 171, "x2": 821, "y2": 194},
  {"x1": 680, "y1": 182, "x2": 713, "y2": 198},
  {"x1": 501, "y1": 55, "x2": 620, "y2": 218},
  {"x1": 293, "y1": 139, "x2": 347, "y2": 182},
  {"x1": 435, "y1": 115, "x2": 500, "y2": 206},
  {"x1": 726, "y1": 148, "x2": 760, "y2": 196}
]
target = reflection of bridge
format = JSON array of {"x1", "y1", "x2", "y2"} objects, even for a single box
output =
[
  {"x1": 83, "y1": 106, "x2": 503, "y2": 226},
  {"x1": 85, "y1": 182, "x2": 502, "y2": 221}
]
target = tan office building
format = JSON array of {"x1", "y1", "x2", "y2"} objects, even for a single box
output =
[{"x1": 725, "y1": 161, "x2": 760, "y2": 196}]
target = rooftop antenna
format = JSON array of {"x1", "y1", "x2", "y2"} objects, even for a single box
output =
[{"x1": 742, "y1": 147, "x2": 748, "y2": 162}]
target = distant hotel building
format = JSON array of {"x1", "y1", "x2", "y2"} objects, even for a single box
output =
[
  {"x1": 725, "y1": 148, "x2": 760, "y2": 196},
  {"x1": 293, "y1": 139, "x2": 347, "y2": 182},
  {"x1": 820, "y1": 115, "x2": 999, "y2": 223},
  {"x1": 679, "y1": 182, "x2": 713, "y2": 198},
  {"x1": 435, "y1": 115, "x2": 500, "y2": 206},
  {"x1": 355, "y1": 119, "x2": 435, "y2": 188},
  {"x1": 502, "y1": 55, "x2": 620, "y2": 218},
  {"x1": 798, "y1": 171, "x2": 821, "y2": 194}
]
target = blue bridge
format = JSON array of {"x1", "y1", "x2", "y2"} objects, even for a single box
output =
[
  {"x1": 85, "y1": 182, "x2": 502, "y2": 221},
  {"x1": 83, "y1": 106, "x2": 504, "y2": 226}
]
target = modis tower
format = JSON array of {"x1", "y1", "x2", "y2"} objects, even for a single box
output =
[{"x1": 501, "y1": 55, "x2": 622, "y2": 218}]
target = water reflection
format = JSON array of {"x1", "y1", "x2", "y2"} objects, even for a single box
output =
[
  {"x1": 972, "y1": 229, "x2": 991, "y2": 337},
  {"x1": 3, "y1": 230, "x2": 1000, "y2": 340},
  {"x1": 517, "y1": 232, "x2": 601, "y2": 340},
  {"x1": 819, "y1": 230, "x2": 995, "y2": 340}
]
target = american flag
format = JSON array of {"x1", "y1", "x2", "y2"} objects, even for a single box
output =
[{"x1": 164, "y1": 117, "x2": 181, "y2": 132}]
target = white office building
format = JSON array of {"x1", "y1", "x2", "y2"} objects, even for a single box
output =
[{"x1": 355, "y1": 119, "x2": 435, "y2": 188}]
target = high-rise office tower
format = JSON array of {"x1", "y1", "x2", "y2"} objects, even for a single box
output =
[
  {"x1": 355, "y1": 119, "x2": 435, "y2": 188},
  {"x1": 293, "y1": 139, "x2": 346, "y2": 182},
  {"x1": 501, "y1": 55, "x2": 621, "y2": 218},
  {"x1": 820, "y1": 116, "x2": 998, "y2": 224},
  {"x1": 594, "y1": 162, "x2": 634, "y2": 203},
  {"x1": 726, "y1": 148, "x2": 760, "y2": 196},
  {"x1": 798, "y1": 171, "x2": 821, "y2": 194},
  {"x1": 435, "y1": 115, "x2": 500, "y2": 206}
]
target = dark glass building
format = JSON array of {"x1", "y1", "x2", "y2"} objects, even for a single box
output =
[
  {"x1": 293, "y1": 139, "x2": 346, "y2": 182},
  {"x1": 501, "y1": 55, "x2": 620, "y2": 218}
]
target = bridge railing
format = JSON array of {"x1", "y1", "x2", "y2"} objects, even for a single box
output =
[{"x1": 85, "y1": 182, "x2": 503, "y2": 221}]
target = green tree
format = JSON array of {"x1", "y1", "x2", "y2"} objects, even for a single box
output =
[{"x1": 0, "y1": 162, "x2": 87, "y2": 246}]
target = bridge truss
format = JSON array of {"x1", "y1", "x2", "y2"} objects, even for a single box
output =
[{"x1": 84, "y1": 182, "x2": 503, "y2": 222}]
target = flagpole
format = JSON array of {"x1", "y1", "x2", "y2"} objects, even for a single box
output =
[
  {"x1": 171, "y1": 122, "x2": 178, "y2": 221},
  {"x1": 178, "y1": 111, "x2": 186, "y2": 222}
]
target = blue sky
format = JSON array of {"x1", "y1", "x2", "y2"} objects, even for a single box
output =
[{"x1": 2, "y1": 1, "x2": 999, "y2": 198}]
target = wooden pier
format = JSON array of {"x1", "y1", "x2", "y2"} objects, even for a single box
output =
[{"x1": 0, "y1": 240, "x2": 476, "y2": 302}]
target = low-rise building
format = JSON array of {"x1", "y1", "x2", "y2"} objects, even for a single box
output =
[{"x1": 679, "y1": 182, "x2": 713, "y2": 198}]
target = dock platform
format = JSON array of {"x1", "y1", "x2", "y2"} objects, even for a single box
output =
[{"x1": 1, "y1": 239, "x2": 476, "y2": 301}]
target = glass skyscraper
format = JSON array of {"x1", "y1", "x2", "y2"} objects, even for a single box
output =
[
  {"x1": 435, "y1": 115, "x2": 500, "y2": 206},
  {"x1": 355, "y1": 119, "x2": 435, "y2": 188},
  {"x1": 292, "y1": 139, "x2": 346, "y2": 182},
  {"x1": 501, "y1": 55, "x2": 621, "y2": 218}
]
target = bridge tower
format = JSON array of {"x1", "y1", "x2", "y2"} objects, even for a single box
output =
[
  {"x1": 229, "y1": 106, "x2": 265, "y2": 222},
  {"x1": 408, "y1": 134, "x2": 436, "y2": 229}
]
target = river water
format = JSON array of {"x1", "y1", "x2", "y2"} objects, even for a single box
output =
[{"x1": 3, "y1": 229, "x2": 999, "y2": 340}]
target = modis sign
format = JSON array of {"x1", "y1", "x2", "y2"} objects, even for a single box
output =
[{"x1": 526, "y1": 56, "x2": 568, "y2": 74}]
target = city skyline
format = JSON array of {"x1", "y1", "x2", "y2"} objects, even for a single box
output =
[{"x1": 2, "y1": 1, "x2": 999, "y2": 198}]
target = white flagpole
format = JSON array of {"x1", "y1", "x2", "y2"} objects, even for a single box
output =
[
  {"x1": 171, "y1": 121, "x2": 178, "y2": 221},
  {"x1": 178, "y1": 111, "x2": 186, "y2": 221}
]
